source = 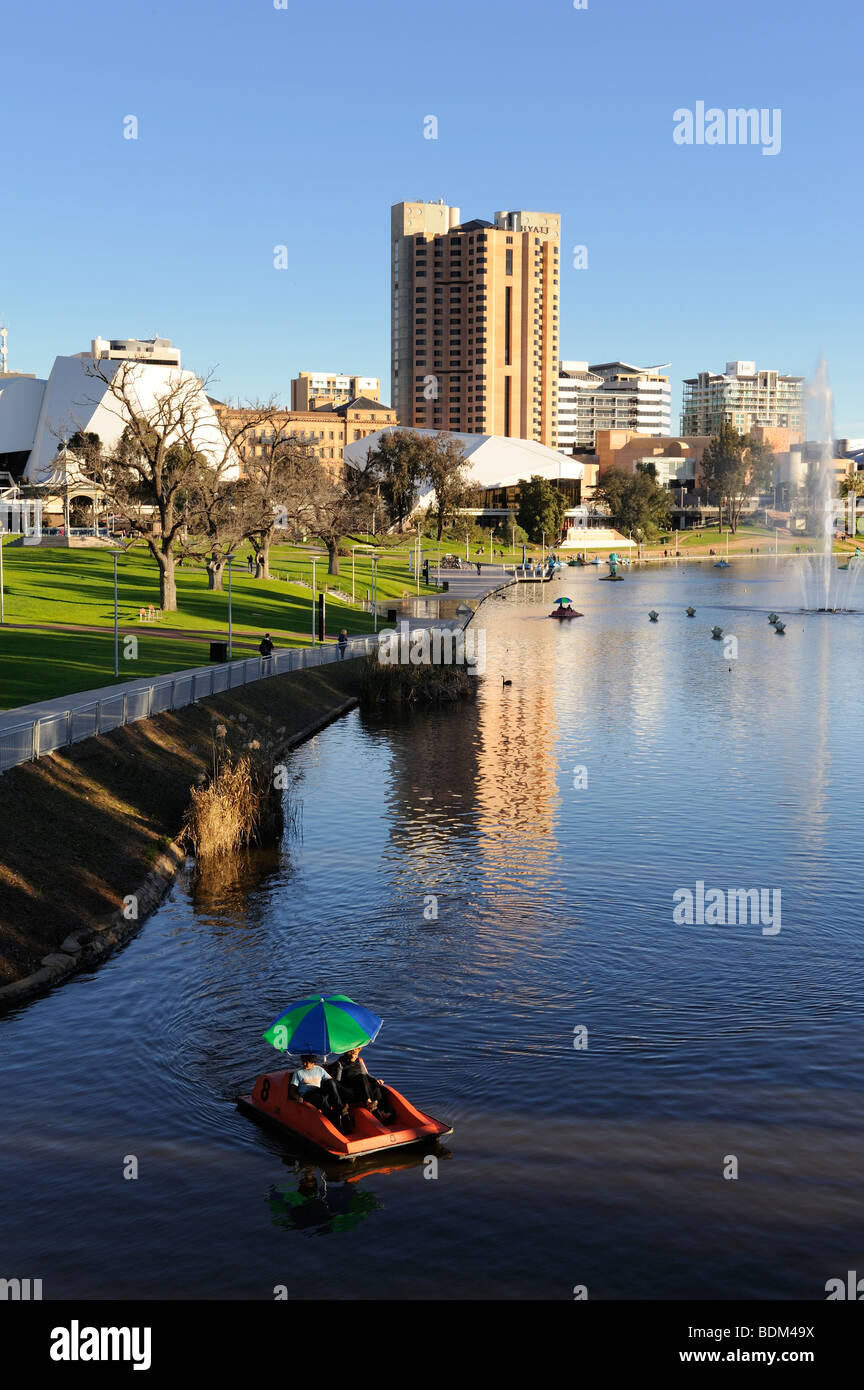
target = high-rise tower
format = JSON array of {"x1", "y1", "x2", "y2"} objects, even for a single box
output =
[{"x1": 391, "y1": 201, "x2": 560, "y2": 445}]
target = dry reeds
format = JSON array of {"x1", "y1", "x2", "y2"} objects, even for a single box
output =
[
  {"x1": 182, "y1": 756, "x2": 260, "y2": 858},
  {"x1": 181, "y1": 719, "x2": 292, "y2": 860}
]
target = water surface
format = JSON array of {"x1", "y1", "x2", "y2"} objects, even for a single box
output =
[{"x1": 1, "y1": 559, "x2": 862, "y2": 1299}]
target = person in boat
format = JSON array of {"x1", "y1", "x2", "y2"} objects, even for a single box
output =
[
  {"x1": 330, "y1": 1047, "x2": 395, "y2": 1123},
  {"x1": 291, "y1": 1054, "x2": 349, "y2": 1125}
]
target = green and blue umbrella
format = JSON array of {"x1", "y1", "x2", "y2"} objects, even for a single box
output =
[
  {"x1": 264, "y1": 994, "x2": 382, "y2": 1057},
  {"x1": 554, "y1": 596, "x2": 573, "y2": 605}
]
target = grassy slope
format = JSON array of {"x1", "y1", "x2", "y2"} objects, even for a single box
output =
[{"x1": 0, "y1": 539, "x2": 438, "y2": 708}]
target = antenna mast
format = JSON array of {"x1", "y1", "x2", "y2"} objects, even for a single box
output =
[{"x1": 0, "y1": 323, "x2": 7, "y2": 375}]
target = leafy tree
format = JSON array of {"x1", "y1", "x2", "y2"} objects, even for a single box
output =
[
  {"x1": 424, "y1": 433, "x2": 469, "y2": 540},
  {"x1": 839, "y1": 473, "x2": 864, "y2": 497},
  {"x1": 516, "y1": 475, "x2": 566, "y2": 544},
  {"x1": 593, "y1": 467, "x2": 672, "y2": 539},
  {"x1": 701, "y1": 424, "x2": 774, "y2": 533},
  {"x1": 364, "y1": 429, "x2": 428, "y2": 530}
]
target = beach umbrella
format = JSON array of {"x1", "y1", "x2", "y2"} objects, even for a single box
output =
[
  {"x1": 553, "y1": 596, "x2": 572, "y2": 605},
  {"x1": 263, "y1": 994, "x2": 382, "y2": 1057}
]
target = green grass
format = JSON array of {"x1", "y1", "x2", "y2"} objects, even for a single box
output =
[
  {"x1": 0, "y1": 627, "x2": 219, "y2": 708},
  {"x1": 0, "y1": 537, "x2": 444, "y2": 709}
]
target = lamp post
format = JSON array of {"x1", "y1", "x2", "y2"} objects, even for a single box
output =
[
  {"x1": 227, "y1": 556, "x2": 233, "y2": 659},
  {"x1": 113, "y1": 550, "x2": 119, "y2": 677},
  {"x1": 0, "y1": 531, "x2": 5, "y2": 625},
  {"x1": 372, "y1": 553, "x2": 378, "y2": 632},
  {"x1": 311, "y1": 557, "x2": 317, "y2": 641}
]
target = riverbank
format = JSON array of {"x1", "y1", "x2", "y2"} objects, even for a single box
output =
[{"x1": 0, "y1": 659, "x2": 366, "y2": 1000}]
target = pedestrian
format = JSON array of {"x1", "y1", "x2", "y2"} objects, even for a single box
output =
[
  {"x1": 337, "y1": 629, "x2": 348, "y2": 659},
  {"x1": 476, "y1": 562, "x2": 482, "y2": 575},
  {"x1": 247, "y1": 553, "x2": 254, "y2": 574},
  {"x1": 258, "y1": 632, "x2": 274, "y2": 661}
]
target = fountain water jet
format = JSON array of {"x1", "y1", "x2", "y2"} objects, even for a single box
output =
[{"x1": 799, "y1": 358, "x2": 861, "y2": 612}]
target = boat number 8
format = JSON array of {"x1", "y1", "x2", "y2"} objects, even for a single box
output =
[{"x1": 261, "y1": 1079, "x2": 271, "y2": 1101}]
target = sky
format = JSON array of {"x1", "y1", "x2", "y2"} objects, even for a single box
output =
[{"x1": 1, "y1": 0, "x2": 862, "y2": 435}]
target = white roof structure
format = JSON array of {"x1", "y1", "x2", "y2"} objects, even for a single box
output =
[
  {"x1": 0, "y1": 344, "x2": 237, "y2": 489},
  {"x1": 0, "y1": 375, "x2": 45, "y2": 453},
  {"x1": 345, "y1": 428, "x2": 584, "y2": 499}
]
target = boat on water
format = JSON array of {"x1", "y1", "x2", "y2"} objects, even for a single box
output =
[
  {"x1": 239, "y1": 1067, "x2": 453, "y2": 1161},
  {"x1": 714, "y1": 560, "x2": 732, "y2": 568}
]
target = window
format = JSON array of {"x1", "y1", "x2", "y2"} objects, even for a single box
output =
[{"x1": 505, "y1": 249, "x2": 513, "y2": 276}]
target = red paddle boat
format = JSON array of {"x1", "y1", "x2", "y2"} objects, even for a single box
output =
[{"x1": 238, "y1": 1068, "x2": 453, "y2": 1161}]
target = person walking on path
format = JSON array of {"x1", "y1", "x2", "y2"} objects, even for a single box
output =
[
  {"x1": 337, "y1": 629, "x2": 348, "y2": 659},
  {"x1": 258, "y1": 632, "x2": 274, "y2": 663}
]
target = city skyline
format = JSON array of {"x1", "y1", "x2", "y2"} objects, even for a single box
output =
[{"x1": 1, "y1": 0, "x2": 861, "y2": 435}]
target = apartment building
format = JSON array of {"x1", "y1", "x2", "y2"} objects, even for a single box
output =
[
  {"x1": 681, "y1": 361, "x2": 804, "y2": 436},
  {"x1": 391, "y1": 201, "x2": 560, "y2": 446},
  {"x1": 557, "y1": 360, "x2": 671, "y2": 451},
  {"x1": 291, "y1": 372, "x2": 380, "y2": 411}
]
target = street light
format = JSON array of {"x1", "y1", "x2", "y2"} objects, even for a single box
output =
[
  {"x1": 112, "y1": 550, "x2": 120, "y2": 677},
  {"x1": 372, "y1": 553, "x2": 379, "y2": 633},
  {"x1": 227, "y1": 555, "x2": 233, "y2": 659},
  {"x1": 311, "y1": 556, "x2": 317, "y2": 641},
  {"x1": 0, "y1": 529, "x2": 7, "y2": 625}
]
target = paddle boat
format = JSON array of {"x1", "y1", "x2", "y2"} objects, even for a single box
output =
[
  {"x1": 238, "y1": 1068, "x2": 452, "y2": 1160},
  {"x1": 239, "y1": 992, "x2": 453, "y2": 1161},
  {"x1": 548, "y1": 596, "x2": 583, "y2": 619},
  {"x1": 714, "y1": 559, "x2": 731, "y2": 568}
]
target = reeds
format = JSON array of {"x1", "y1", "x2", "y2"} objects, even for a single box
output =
[
  {"x1": 181, "y1": 722, "x2": 290, "y2": 859},
  {"x1": 357, "y1": 654, "x2": 476, "y2": 706}
]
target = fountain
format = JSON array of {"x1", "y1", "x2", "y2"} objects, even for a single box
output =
[{"x1": 800, "y1": 358, "x2": 861, "y2": 611}]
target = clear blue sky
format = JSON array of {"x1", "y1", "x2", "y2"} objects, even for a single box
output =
[{"x1": 2, "y1": 0, "x2": 861, "y2": 434}]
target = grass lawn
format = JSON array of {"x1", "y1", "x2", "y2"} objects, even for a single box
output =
[
  {"x1": 0, "y1": 537, "x2": 443, "y2": 709},
  {"x1": 644, "y1": 522, "x2": 861, "y2": 556},
  {"x1": 0, "y1": 627, "x2": 221, "y2": 709}
]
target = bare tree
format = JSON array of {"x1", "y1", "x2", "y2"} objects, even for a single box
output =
[
  {"x1": 241, "y1": 429, "x2": 321, "y2": 579},
  {"x1": 71, "y1": 360, "x2": 275, "y2": 609},
  {"x1": 311, "y1": 456, "x2": 378, "y2": 576}
]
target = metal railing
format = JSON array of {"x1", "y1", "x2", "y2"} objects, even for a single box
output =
[{"x1": 0, "y1": 637, "x2": 377, "y2": 775}]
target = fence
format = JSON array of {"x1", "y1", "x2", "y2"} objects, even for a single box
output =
[{"x1": 0, "y1": 637, "x2": 378, "y2": 776}]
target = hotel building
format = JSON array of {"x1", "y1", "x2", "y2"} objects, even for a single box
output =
[
  {"x1": 391, "y1": 201, "x2": 560, "y2": 446},
  {"x1": 681, "y1": 361, "x2": 805, "y2": 436},
  {"x1": 557, "y1": 360, "x2": 671, "y2": 452}
]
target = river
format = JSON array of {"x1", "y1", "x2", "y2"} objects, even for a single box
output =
[{"x1": 1, "y1": 558, "x2": 862, "y2": 1299}]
